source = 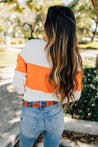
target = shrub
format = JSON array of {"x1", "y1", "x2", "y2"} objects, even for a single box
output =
[
  {"x1": 79, "y1": 41, "x2": 98, "y2": 49},
  {"x1": 64, "y1": 68, "x2": 98, "y2": 121}
]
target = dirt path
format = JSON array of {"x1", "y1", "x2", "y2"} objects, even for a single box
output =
[
  {"x1": 0, "y1": 67, "x2": 22, "y2": 142},
  {"x1": 80, "y1": 49, "x2": 98, "y2": 58}
]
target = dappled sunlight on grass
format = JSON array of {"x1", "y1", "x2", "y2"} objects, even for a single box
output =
[
  {"x1": 82, "y1": 57, "x2": 96, "y2": 68},
  {"x1": 79, "y1": 42, "x2": 98, "y2": 49},
  {"x1": 0, "y1": 48, "x2": 18, "y2": 68}
]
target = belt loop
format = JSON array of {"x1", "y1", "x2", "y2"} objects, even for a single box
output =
[
  {"x1": 39, "y1": 101, "x2": 42, "y2": 110},
  {"x1": 40, "y1": 101, "x2": 42, "y2": 107}
]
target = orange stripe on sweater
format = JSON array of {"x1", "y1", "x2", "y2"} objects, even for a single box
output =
[
  {"x1": 15, "y1": 54, "x2": 27, "y2": 73},
  {"x1": 26, "y1": 63, "x2": 55, "y2": 93},
  {"x1": 75, "y1": 71, "x2": 82, "y2": 91}
]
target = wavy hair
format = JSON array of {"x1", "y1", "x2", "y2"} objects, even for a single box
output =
[{"x1": 44, "y1": 5, "x2": 83, "y2": 106}]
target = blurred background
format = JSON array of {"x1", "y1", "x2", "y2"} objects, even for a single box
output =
[
  {"x1": 0, "y1": 0, "x2": 98, "y2": 68},
  {"x1": 0, "y1": 0, "x2": 98, "y2": 147}
]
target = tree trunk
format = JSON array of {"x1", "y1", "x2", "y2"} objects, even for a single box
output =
[
  {"x1": 96, "y1": 54, "x2": 98, "y2": 68},
  {"x1": 91, "y1": 21, "x2": 97, "y2": 42},
  {"x1": 91, "y1": 0, "x2": 98, "y2": 23},
  {"x1": 23, "y1": 23, "x2": 34, "y2": 39},
  {"x1": 29, "y1": 26, "x2": 34, "y2": 39}
]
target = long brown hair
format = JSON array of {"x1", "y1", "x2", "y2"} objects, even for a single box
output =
[{"x1": 44, "y1": 5, "x2": 83, "y2": 106}]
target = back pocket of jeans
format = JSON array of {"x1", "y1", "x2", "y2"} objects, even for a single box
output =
[
  {"x1": 47, "y1": 109, "x2": 64, "y2": 133},
  {"x1": 20, "y1": 112, "x2": 39, "y2": 130}
]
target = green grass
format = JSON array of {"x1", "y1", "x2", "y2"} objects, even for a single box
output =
[
  {"x1": 79, "y1": 41, "x2": 98, "y2": 50},
  {"x1": 0, "y1": 38, "x2": 25, "y2": 45},
  {"x1": 0, "y1": 48, "x2": 19, "y2": 68},
  {"x1": 82, "y1": 57, "x2": 96, "y2": 68}
]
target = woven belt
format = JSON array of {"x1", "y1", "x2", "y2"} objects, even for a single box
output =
[{"x1": 22, "y1": 99, "x2": 58, "y2": 108}]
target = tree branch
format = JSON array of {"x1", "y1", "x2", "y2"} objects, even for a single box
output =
[{"x1": 0, "y1": 0, "x2": 14, "y2": 3}]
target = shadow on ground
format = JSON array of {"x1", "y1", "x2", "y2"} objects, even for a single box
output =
[{"x1": 0, "y1": 82, "x2": 22, "y2": 139}]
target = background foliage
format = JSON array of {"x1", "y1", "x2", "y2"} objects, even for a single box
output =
[
  {"x1": 64, "y1": 68, "x2": 98, "y2": 121},
  {"x1": 0, "y1": 0, "x2": 97, "y2": 41}
]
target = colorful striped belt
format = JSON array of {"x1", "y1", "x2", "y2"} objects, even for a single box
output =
[{"x1": 22, "y1": 99, "x2": 58, "y2": 108}]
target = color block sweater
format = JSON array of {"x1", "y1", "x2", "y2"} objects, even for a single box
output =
[{"x1": 13, "y1": 39, "x2": 82, "y2": 104}]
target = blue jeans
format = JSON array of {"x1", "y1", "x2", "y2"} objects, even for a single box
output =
[{"x1": 19, "y1": 101, "x2": 64, "y2": 147}]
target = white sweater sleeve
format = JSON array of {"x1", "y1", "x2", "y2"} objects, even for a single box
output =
[
  {"x1": 13, "y1": 71, "x2": 26, "y2": 94},
  {"x1": 13, "y1": 40, "x2": 30, "y2": 94}
]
